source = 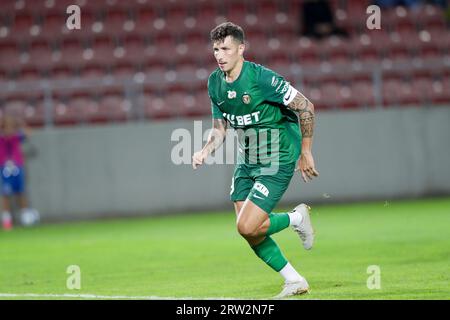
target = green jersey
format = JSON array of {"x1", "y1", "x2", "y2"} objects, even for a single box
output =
[{"x1": 208, "y1": 61, "x2": 301, "y2": 165}]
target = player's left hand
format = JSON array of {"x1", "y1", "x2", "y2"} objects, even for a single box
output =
[{"x1": 296, "y1": 151, "x2": 319, "y2": 183}]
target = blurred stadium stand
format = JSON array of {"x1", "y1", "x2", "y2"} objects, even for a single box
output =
[{"x1": 0, "y1": 0, "x2": 449, "y2": 126}]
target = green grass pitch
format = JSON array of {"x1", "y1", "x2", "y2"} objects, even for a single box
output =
[{"x1": 1, "y1": 198, "x2": 449, "y2": 300}]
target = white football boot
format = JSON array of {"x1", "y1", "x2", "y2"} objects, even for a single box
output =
[
  {"x1": 291, "y1": 203, "x2": 315, "y2": 250},
  {"x1": 274, "y1": 278, "x2": 310, "y2": 299}
]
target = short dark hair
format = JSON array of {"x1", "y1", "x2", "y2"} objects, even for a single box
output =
[{"x1": 210, "y1": 22, "x2": 245, "y2": 44}]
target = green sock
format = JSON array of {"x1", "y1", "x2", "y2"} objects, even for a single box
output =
[
  {"x1": 251, "y1": 236, "x2": 288, "y2": 272},
  {"x1": 266, "y1": 212, "x2": 290, "y2": 236}
]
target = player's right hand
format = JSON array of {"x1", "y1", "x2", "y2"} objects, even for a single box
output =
[{"x1": 192, "y1": 150, "x2": 208, "y2": 169}]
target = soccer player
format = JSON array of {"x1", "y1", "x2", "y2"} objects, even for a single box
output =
[
  {"x1": 192, "y1": 22, "x2": 319, "y2": 298},
  {"x1": 0, "y1": 115, "x2": 36, "y2": 230}
]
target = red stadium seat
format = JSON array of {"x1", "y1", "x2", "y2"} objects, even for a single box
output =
[
  {"x1": 383, "y1": 79, "x2": 421, "y2": 107},
  {"x1": 428, "y1": 77, "x2": 450, "y2": 104},
  {"x1": 385, "y1": 31, "x2": 422, "y2": 59},
  {"x1": 119, "y1": 35, "x2": 148, "y2": 66},
  {"x1": 27, "y1": 41, "x2": 54, "y2": 72},
  {"x1": 420, "y1": 4, "x2": 447, "y2": 31},
  {"x1": 81, "y1": 0, "x2": 110, "y2": 13},
  {"x1": 1, "y1": 0, "x2": 18, "y2": 17},
  {"x1": 89, "y1": 37, "x2": 118, "y2": 67},
  {"x1": 224, "y1": 10, "x2": 259, "y2": 34},
  {"x1": 265, "y1": 34, "x2": 297, "y2": 64},
  {"x1": 303, "y1": 59, "x2": 369, "y2": 85},
  {"x1": 133, "y1": 8, "x2": 157, "y2": 38},
  {"x1": 245, "y1": 34, "x2": 270, "y2": 62},
  {"x1": 170, "y1": 42, "x2": 196, "y2": 66},
  {"x1": 51, "y1": 66, "x2": 73, "y2": 80},
  {"x1": 383, "y1": 7, "x2": 419, "y2": 33},
  {"x1": 146, "y1": 37, "x2": 178, "y2": 66},
  {"x1": 69, "y1": 96, "x2": 104, "y2": 123},
  {"x1": 192, "y1": 4, "x2": 225, "y2": 38},
  {"x1": 352, "y1": 81, "x2": 376, "y2": 108},
  {"x1": 65, "y1": 97, "x2": 94, "y2": 124},
  {"x1": 171, "y1": 65, "x2": 206, "y2": 92},
  {"x1": 421, "y1": 29, "x2": 449, "y2": 56},
  {"x1": 0, "y1": 70, "x2": 7, "y2": 86},
  {"x1": 342, "y1": 0, "x2": 370, "y2": 34},
  {"x1": 265, "y1": 61, "x2": 299, "y2": 83},
  {"x1": 337, "y1": 84, "x2": 360, "y2": 109},
  {"x1": 39, "y1": 13, "x2": 67, "y2": 43},
  {"x1": 55, "y1": 39, "x2": 86, "y2": 70},
  {"x1": 142, "y1": 65, "x2": 169, "y2": 94},
  {"x1": 319, "y1": 35, "x2": 350, "y2": 61},
  {"x1": 3, "y1": 89, "x2": 42, "y2": 103},
  {"x1": 111, "y1": 62, "x2": 138, "y2": 79},
  {"x1": 165, "y1": 92, "x2": 202, "y2": 118},
  {"x1": 23, "y1": 103, "x2": 45, "y2": 127},
  {"x1": 0, "y1": 44, "x2": 21, "y2": 74},
  {"x1": 80, "y1": 64, "x2": 107, "y2": 80},
  {"x1": 9, "y1": 13, "x2": 34, "y2": 42},
  {"x1": 292, "y1": 37, "x2": 321, "y2": 66},
  {"x1": 51, "y1": 98, "x2": 80, "y2": 126},
  {"x1": 192, "y1": 90, "x2": 212, "y2": 116},
  {"x1": 97, "y1": 94, "x2": 133, "y2": 122},
  {"x1": 354, "y1": 31, "x2": 390, "y2": 61},
  {"x1": 255, "y1": 1, "x2": 298, "y2": 36},
  {"x1": 410, "y1": 77, "x2": 434, "y2": 105},
  {"x1": 20, "y1": 67, "x2": 41, "y2": 82},
  {"x1": 299, "y1": 84, "x2": 327, "y2": 110},
  {"x1": 142, "y1": 94, "x2": 177, "y2": 120},
  {"x1": 164, "y1": 7, "x2": 192, "y2": 36},
  {"x1": 102, "y1": 9, "x2": 133, "y2": 39},
  {"x1": 2, "y1": 99, "x2": 28, "y2": 118},
  {"x1": 318, "y1": 83, "x2": 358, "y2": 109}
]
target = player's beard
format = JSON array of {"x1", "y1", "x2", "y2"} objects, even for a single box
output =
[{"x1": 223, "y1": 58, "x2": 239, "y2": 74}]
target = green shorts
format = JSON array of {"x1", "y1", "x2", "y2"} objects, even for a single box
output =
[{"x1": 230, "y1": 162, "x2": 296, "y2": 214}]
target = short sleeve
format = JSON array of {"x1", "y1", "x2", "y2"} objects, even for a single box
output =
[
  {"x1": 210, "y1": 99, "x2": 224, "y2": 119},
  {"x1": 258, "y1": 66, "x2": 298, "y2": 106},
  {"x1": 208, "y1": 72, "x2": 224, "y2": 119}
]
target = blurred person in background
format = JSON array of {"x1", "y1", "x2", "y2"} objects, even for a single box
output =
[
  {"x1": 374, "y1": 0, "x2": 448, "y2": 9},
  {"x1": 374, "y1": 0, "x2": 422, "y2": 8},
  {"x1": 300, "y1": 0, "x2": 348, "y2": 38},
  {"x1": 0, "y1": 115, "x2": 38, "y2": 230}
]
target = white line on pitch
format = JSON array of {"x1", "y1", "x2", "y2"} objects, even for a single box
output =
[{"x1": 0, "y1": 293, "x2": 240, "y2": 300}]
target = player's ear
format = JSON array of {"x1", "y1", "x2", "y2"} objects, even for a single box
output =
[{"x1": 238, "y1": 42, "x2": 245, "y2": 56}]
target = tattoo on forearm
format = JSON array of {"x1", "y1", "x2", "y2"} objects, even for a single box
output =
[
  {"x1": 206, "y1": 119, "x2": 227, "y2": 153},
  {"x1": 287, "y1": 92, "x2": 315, "y2": 138},
  {"x1": 299, "y1": 111, "x2": 314, "y2": 138},
  {"x1": 287, "y1": 92, "x2": 309, "y2": 112},
  {"x1": 213, "y1": 118, "x2": 227, "y2": 131}
]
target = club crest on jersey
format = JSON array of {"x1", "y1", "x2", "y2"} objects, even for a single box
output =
[
  {"x1": 227, "y1": 90, "x2": 237, "y2": 99},
  {"x1": 242, "y1": 94, "x2": 251, "y2": 104}
]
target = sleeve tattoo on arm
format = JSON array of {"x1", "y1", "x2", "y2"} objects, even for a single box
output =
[
  {"x1": 213, "y1": 118, "x2": 227, "y2": 132},
  {"x1": 206, "y1": 118, "x2": 227, "y2": 154},
  {"x1": 287, "y1": 92, "x2": 314, "y2": 138}
]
